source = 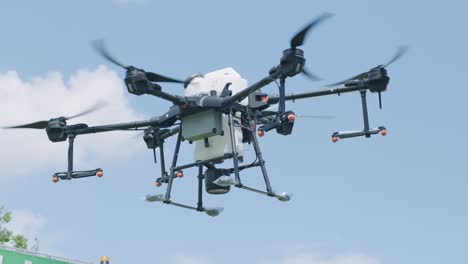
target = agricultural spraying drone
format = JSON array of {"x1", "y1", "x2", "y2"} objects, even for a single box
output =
[{"x1": 3, "y1": 13, "x2": 406, "y2": 216}]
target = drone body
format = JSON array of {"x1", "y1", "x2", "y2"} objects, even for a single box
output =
[
  {"x1": 3, "y1": 13, "x2": 406, "y2": 216},
  {"x1": 184, "y1": 68, "x2": 246, "y2": 162}
]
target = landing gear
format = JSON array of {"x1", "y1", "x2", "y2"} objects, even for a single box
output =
[
  {"x1": 145, "y1": 107, "x2": 291, "y2": 216},
  {"x1": 51, "y1": 133, "x2": 103, "y2": 182},
  {"x1": 332, "y1": 90, "x2": 387, "y2": 141}
]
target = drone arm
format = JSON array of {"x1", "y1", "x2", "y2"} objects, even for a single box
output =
[
  {"x1": 222, "y1": 70, "x2": 283, "y2": 107},
  {"x1": 147, "y1": 85, "x2": 187, "y2": 106},
  {"x1": 74, "y1": 120, "x2": 156, "y2": 135},
  {"x1": 222, "y1": 46, "x2": 307, "y2": 108},
  {"x1": 159, "y1": 126, "x2": 180, "y2": 140},
  {"x1": 73, "y1": 104, "x2": 184, "y2": 136},
  {"x1": 267, "y1": 84, "x2": 367, "y2": 104},
  {"x1": 73, "y1": 116, "x2": 178, "y2": 136}
]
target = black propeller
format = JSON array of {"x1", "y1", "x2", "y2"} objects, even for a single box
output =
[
  {"x1": 382, "y1": 45, "x2": 408, "y2": 68},
  {"x1": 327, "y1": 46, "x2": 408, "y2": 87},
  {"x1": 289, "y1": 13, "x2": 333, "y2": 81},
  {"x1": 3, "y1": 103, "x2": 105, "y2": 130},
  {"x1": 290, "y1": 13, "x2": 334, "y2": 49},
  {"x1": 301, "y1": 68, "x2": 321, "y2": 81},
  {"x1": 93, "y1": 40, "x2": 184, "y2": 84}
]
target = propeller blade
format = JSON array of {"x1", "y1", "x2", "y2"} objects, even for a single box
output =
[
  {"x1": 383, "y1": 45, "x2": 408, "y2": 68},
  {"x1": 2, "y1": 102, "x2": 105, "y2": 130},
  {"x1": 327, "y1": 46, "x2": 408, "y2": 87},
  {"x1": 93, "y1": 39, "x2": 130, "y2": 70},
  {"x1": 326, "y1": 71, "x2": 367, "y2": 87},
  {"x1": 64, "y1": 101, "x2": 106, "y2": 120},
  {"x1": 3, "y1": 120, "x2": 49, "y2": 129},
  {"x1": 301, "y1": 68, "x2": 321, "y2": 81},
  {"x1": 145, "y1": 72, "x2": 184, "y2": 84},
  {"x1": 94, "y1": 40, "x2": 184, "y2": 84},
  {"x1": 290, "y1": 13, "x2": 333, "y2": 48}
]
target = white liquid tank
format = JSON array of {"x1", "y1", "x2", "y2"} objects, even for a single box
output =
[{"x1": 184, "y1": 68, "x2": 248, "y2": 162}]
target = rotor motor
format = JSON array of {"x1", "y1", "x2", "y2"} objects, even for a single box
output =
[
  {"x1": 280, "y1": 48, "x2": 306, "y2": 77},
  {"x1": 45, "y1": 119, "x2": 68, "y2": 142},
  {"x1": 124, "y1": 69, "x2": 161, "y2": 95},
  {"x1": 367, "y1": 67, "x2": 390, "y2": 93}
]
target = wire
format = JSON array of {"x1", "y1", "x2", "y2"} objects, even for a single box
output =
[{"x1": 274, "y1": 80, "x2": 281, "y2": 89}]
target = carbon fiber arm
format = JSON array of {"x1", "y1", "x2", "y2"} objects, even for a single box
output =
[
  {"x1": 222, "y1": 70, "x2": 283, "y2": 107},
  {"x1": 267, "y1": 83, "x2": 367, "y2": 105},
  {"x1": 74, "y1": 106, "x2": 181, "y2": 136}
]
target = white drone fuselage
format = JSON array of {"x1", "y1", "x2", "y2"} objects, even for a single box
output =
[{"x1": 184, "y1": 68, "x2": 247, "y2": 162}]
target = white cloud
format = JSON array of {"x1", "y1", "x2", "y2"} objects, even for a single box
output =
[
  {"x1": 174, "y1": 255, "x2": 212, "y2": 264},
  {"x1": 0, "y1": 66, "x2": 145, "y2": 177},
  {"x1": 278, "y1": 253, "x2": 380, "y2": 264}
]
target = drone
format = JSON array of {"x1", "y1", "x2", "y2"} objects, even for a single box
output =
[{"x1": 3, "y1": 13, "x2": 406, "y2": 216}]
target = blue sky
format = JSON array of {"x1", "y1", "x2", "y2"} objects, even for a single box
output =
[{"x1": 0, "y1": 0, "x2": 467, "y2": 263}]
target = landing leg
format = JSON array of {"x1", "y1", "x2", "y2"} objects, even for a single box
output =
[
  {"x1": 66, "y1": 134, "x2": 75, "y2": 180},
  {"x1": 227, "y1": 110, "x2": 242, "y2": 186},
  {"x1": 164, "y1": 128, "x2": 182, "y2": 202},
  {"x1": 249, "y1": 120, "x2": 273, "y2": 195},
  {"x1": 360, "y1": 90, "x2": 370, "y2": 137},
  {"x1": 53, "y1": 133, "x2": 102, "y2": 182},
  {"x1": 158, "y1": 139, "x2": 167, "y2": 179},
  {"x1": 197, "y1": 165, "x2": 204, "y2": 212}
]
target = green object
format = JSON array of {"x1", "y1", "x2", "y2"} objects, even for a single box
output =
[
  {"x1": 0, "y1": 207, "x2": 28, "y2": 249},
  {"x1": 181, "y1": 109, "x2": 223, "y2": 141},
  {"x1": 0, "y1": 245, "x2": 90, "y2": 264}
]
